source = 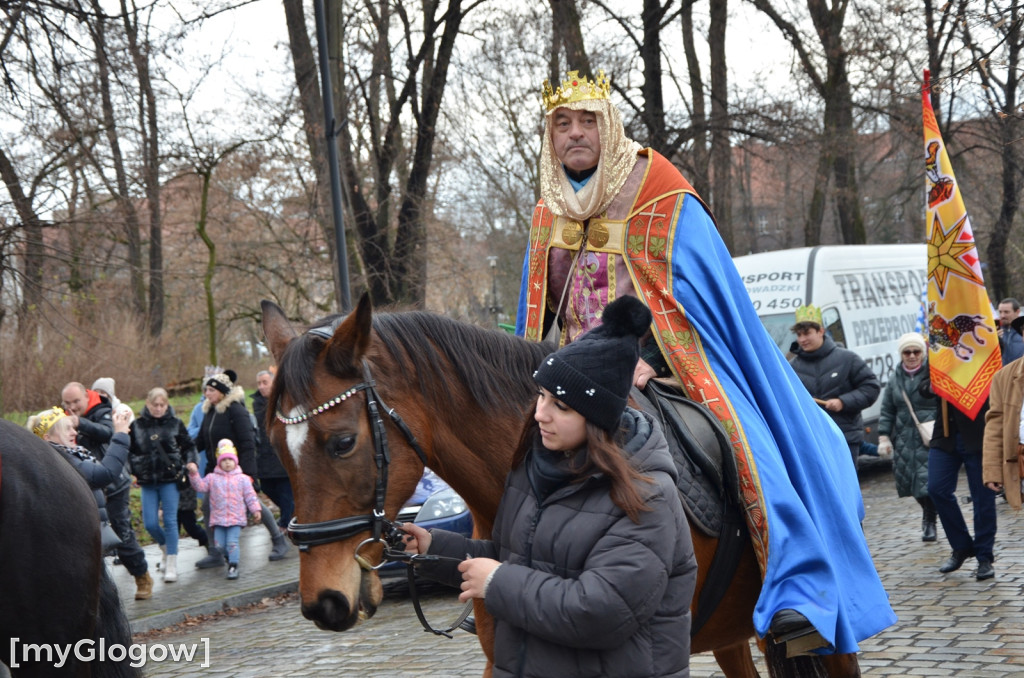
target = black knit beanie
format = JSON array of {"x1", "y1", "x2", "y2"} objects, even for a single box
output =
[
  {"x1": 533, "y1": 296, "x2": 652, "y2": 431},
  {"x1": 205, "y1": 373, "x2": 233, "y2": 395}
]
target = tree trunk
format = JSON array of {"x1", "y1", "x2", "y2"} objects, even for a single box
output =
[
  {"x1": 548, "y1": 0, "x2": 590, "y2": 79},
  {"x1": 680, "y1": 0, "x2": 709, "y2": 197},
  {"x1": 807, "y1": 0, "x2": 863, "y2": 244},
  {"x1": 987, "y1": 116, "x2": 1019, "y2": 301},
  {"x1": 0, "y1": 147, "x2": 44, "y2": 326},
  {"x1": 394, "y1": 0, "x2": 465, "y2": 304},
  {"x1": 640, "y1": 0, "x2": 667, "y2": 152},
  {"x1": 805, "y1": 143, "x2": 832, "y2": 247},
  {"x1": 89, "y1": 0, "x2": 146, "y2": 324},
  {"x1": 196, "y1": 169, "x2": 218, "y2": 366},
  {"x1": 708, "y1": 0, "x2": 732, "y2": 250},
  {"x1": 120, "y1": 0, "x2": 163, "y2": 336}
]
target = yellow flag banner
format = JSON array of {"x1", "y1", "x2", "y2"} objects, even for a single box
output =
[{"x1": 922, "y1": 71, "x2": 1000, "y2": 419}]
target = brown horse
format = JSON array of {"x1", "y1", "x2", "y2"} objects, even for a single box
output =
[
  {"x1": 261, "y1": 294, "x2": 859, "y2": 678},
  {"x1": 0, "y1": 421, "x2": 139, "y2": 678}
]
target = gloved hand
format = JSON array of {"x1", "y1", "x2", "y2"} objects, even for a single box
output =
[{"x1": 877, "y1": 436, "x2": 893, "y2": 457}]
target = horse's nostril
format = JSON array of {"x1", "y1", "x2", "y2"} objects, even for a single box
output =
[{"x1": 301, "y1": 590, "x2": 359, "y2": 632}]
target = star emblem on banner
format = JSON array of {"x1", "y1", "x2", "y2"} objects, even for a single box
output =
[{"x1": 927, "y1": 211, "x2": 984, "y2": 296}]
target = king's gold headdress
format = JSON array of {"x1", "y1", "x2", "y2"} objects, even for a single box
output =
[
  {"x1": 542, "y1": 70, "x2": 611, "y2": 112},
  {"x1": 32, "y1": 406, "x2": 67, "y2": 439},
  {"x1": 794, "y1": 304, "x2": 823, "y2": 326}
]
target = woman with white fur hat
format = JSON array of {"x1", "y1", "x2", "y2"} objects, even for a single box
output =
[{"x1": 877, "y1": 332, "x2": 939, "y2": 541}]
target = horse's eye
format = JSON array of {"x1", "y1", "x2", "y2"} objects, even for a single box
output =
[{"x1": 326, "y1": 434, "x2": 357, "y2": 459}]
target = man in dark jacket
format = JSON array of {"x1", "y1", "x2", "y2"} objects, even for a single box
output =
[
  {"x1": 788, "y1": 307, "x2": 881, "y2": 469},
  {"x1": 61, "y1": 381, "x2": 113, "y2": 458},
  {"x1": 252, "y1": 369, "x2": 294, "y2": 529},
  {"x1": 61, "y1": 381, "x2": 150, "y2": 585}
]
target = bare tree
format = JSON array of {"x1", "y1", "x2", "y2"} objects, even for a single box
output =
[
  {"x1": 962, "y1": 0, "x2": 1023, "y2": 301},
  {"x1": 119, "y1": 0, "x2": 164, "y2": 336},
  {"x1": 549, "y1": 0, "x2": 592, "y2": 80},
  {"x1": 284, "y1": 0, "x2": 479, "y2": 307},
  {"x1": 748, "y1": 0, "x2": 865, "y2": 245}
]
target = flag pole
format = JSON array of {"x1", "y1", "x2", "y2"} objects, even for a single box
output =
[{"x1": 313, "y1": 0, "x2": 352, "y2": 314}]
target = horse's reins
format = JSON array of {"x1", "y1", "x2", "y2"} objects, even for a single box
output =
[{"x1": 278, "y1": 326, "x2": 471, "y2": 637}]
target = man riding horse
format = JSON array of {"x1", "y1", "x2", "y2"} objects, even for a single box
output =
[{"x1": 515, "y1": 68, "x2": 896, "y2": 656}]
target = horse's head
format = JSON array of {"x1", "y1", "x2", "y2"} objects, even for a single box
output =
[{"x1": 261, "y1": 294, "x2": 425, "y2": 631}]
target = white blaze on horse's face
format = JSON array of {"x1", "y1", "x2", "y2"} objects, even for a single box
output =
[{"x1": 285, "y1": 408, "x2": 309, "y2": 464}]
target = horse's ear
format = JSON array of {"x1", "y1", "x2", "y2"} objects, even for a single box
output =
[
  {"x1": 261, "y1": 300, "x2": 299, "y2": 364},
  {"x1": 323, "y1": 292, "x2": 373, "y2": 373}
]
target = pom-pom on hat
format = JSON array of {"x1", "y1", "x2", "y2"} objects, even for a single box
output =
[
  {"x1": 533, "y1": 296, "x2": 651, "y2": 431},
  {"x1": 897, "y1": 332, "x2": 927, "y2": 355}
]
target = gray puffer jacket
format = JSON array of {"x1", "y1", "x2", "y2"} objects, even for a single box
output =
[
  {"x1": 790, "y1": 335, "x2": 880, "y2": 444},
  {"x1": 878, "y1": 364, "x2": 937, "y2": 498},
  {"x1": 424, "y1": 408, "x2": 696, "y2": 678}
]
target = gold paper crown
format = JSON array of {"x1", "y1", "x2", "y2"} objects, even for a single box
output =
[
  {"x1": 32, "y1": 406, "x2": 67, "y2": 439},
  {"x1": 794, "y1": 304, "x2": 823, "y2": 326},
  {"x1": 542, "y1": 69, "x2": 611, "y2": 112}
]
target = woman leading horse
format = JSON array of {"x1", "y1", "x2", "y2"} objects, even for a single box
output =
[{"x1": 261, "y1": 294, "x2": 864, "y2": 677}]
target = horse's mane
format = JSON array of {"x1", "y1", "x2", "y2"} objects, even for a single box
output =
[{"x1": 275, "y1": 310, "x2": 552, "y2": 416}]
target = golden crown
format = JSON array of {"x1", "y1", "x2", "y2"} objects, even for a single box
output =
[
  {"x1": 794, "y1": 304, "x2": 823, "y2": 326},
  {"x1": 542, "y1": 70, "x2": 611, "y2": 112},
  {"x1": 32, "y1": 406, "x2": 67, "y2": 439}
]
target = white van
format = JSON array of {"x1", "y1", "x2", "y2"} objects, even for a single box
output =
[{"x1": 732, "y1": 244, "x2": 927, "y2": 432}]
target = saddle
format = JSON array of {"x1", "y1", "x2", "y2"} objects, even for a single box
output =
[
  {"x1": 632, "y1": 379, "x2": 749, "y2": 636},
  {"x1": 632, "y1": 379, "x2": 741, "y2": 535}
]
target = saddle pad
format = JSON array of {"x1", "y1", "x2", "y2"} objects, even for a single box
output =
[{"x1": 632, "y1": 380, "x2": 738, "y2": 537}]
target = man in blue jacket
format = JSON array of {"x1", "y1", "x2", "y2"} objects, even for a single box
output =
[{"x1": 789, "y1": 306, "x2": 881, "y2": 469}]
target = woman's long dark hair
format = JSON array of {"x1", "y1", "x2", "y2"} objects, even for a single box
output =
[{"x1": 511, "y1": 403, "x2": 653, "y2": 523}]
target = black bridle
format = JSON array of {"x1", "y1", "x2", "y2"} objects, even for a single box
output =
[
  {"x1": 279, "y1": 325, "x2": 474, "y2": 637},
  {"x1": 282, "y1": 360, "x2": 428, "y2": 559}
]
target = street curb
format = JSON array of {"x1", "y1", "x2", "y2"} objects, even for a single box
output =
[{"x1": 130, "y1": 580, "x2": 298, "y2": 635}]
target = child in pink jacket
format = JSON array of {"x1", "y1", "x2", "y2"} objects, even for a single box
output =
[{"x1": 187, "y1": 439, "x2": 262, "y2": 579}]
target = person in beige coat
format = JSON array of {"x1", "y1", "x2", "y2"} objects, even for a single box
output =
[{"x1": 983, "y1": 316, "x2": 1024, "y2": 511}]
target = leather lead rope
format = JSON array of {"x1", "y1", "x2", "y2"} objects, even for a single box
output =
[{"x1": 378, "y1": 540, "x2": 475, "y2": 638}]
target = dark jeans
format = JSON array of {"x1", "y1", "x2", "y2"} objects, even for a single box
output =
[
  {"x1": 178, "y1": 507, "x2": 208, "y2": 547},
  {"x1": 260, "y1": 477, "x2": 295, "y2": 528},
  {"x1": 106, "y1": 488, "x2": 148, "y2": 577},
  {"x1": 927, "y1": 440, "x2": 996, "y2": 562}
]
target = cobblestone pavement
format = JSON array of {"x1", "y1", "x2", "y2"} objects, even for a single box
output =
[{"x1": 134, "y1": 462, "x2": 1024, "y2": 677}]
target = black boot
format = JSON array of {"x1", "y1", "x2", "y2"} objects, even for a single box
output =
[
  {"x1": 769, "y1": 609, "x2": 829, "y2": 657},
  {"x1": 918, "y1": 497, "x2": 938, "y2": 542},
  {"x1": 922, "y1": 520, "x2": 937, "y2": 542},
  {"x1": 938, "y1": 548, "x2": 974, "y2": 573},
  {"x1": 975, "y1": 559, "x2": 994, "y2": 580}
]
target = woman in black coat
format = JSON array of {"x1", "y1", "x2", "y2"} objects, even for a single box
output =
[
  {"x1": 402, "y1": 298, "x2": 697, "y2": 678},
  {"x1": 193, "y1": 371, "x2": 290, "y2": 567},
  {"x1": 128, "y1": 387, "x2": 197, "y2": 583},
  {"x1": 877, "y1": 333, "x2": 938, "y2": 541}
]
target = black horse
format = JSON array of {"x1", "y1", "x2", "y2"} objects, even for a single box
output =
[{"x1": 0, "y1": 420, "x2": 139, "y2": 678}]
